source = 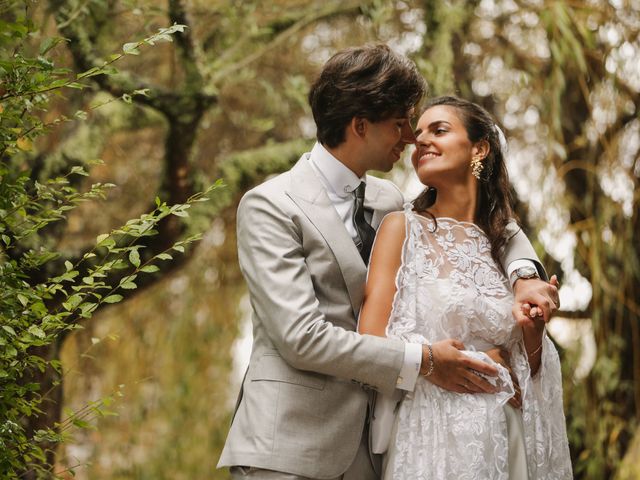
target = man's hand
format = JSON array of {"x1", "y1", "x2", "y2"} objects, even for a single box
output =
[
  {"x1": 512, "y1": 275, "x2": 560, "y2": 326},
  {"x1": 485, "y1": 348, "x2": 521, "y2": 409},
  {"x1": 421, "y1": 339, "x2": 498, "y2": 394}
]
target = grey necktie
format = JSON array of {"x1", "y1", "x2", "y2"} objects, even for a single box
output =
[{"x1": 352, "y1": 182, "x2": 376, "y2": 264}]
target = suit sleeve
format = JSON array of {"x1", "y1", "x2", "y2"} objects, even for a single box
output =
[
  {"x1": 501, "y1": 222, "x2": 548, "y2": 281},
  {"x1": 237, "y1": 189, "x2": 406, "y2": 396}
]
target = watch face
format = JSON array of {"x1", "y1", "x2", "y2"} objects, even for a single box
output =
[{"x1": 516, "y1": 266, "x2": 538, "y2": 278}]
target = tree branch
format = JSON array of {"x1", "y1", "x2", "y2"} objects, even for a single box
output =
[
  {"x1": 167, "y1": 0, "x2": 205, "y2": 91},
  {"x1": 49, "y1": 0, "x2": 216, "y2": 115},
  {"x1": 209, "y1": 0, "x2": 367, "y2": 84}
]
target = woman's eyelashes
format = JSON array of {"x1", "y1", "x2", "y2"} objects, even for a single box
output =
[{"x1": 431, "y1": 124, "x2": 449, "y2": 135}]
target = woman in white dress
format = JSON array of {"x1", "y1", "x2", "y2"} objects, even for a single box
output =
[{"x1": 358, "y1": 96, "x2": 572, "y2": 479}]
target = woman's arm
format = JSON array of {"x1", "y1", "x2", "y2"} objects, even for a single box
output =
[
  {"x1": 358, "y1": 212, "x2": 406, "y2": 337},
  {"x1": 523, "y1": 320, "x2": 546, "y2": 376}
]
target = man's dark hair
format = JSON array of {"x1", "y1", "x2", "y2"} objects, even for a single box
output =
[{"x1": 308, "y1": 44, "x2": 427, "y2": 148}]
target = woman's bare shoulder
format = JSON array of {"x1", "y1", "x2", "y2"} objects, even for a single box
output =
[{"x1": 376, "y1": 211, "x2": 407, "y2": 245}]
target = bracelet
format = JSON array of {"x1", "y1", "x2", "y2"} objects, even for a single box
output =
[
  {"x1": 526, "y1": 340, "x2": 543, "y2": 358},
  {"x1": 424, "y1": 343, "x2": 435, "y2": 377}
]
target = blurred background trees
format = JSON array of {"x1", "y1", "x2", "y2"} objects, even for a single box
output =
[{"x1": 2, "y1": 0, "x2": 638, "y2": 478}]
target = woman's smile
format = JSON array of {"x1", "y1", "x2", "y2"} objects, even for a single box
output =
[{"x1": 417, "y1": 150, "x2": 441, "y2": 166}]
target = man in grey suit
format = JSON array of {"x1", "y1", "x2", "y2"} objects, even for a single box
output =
[{"x1": 218, "y1": 44, "x2": 558, "y2": 479}]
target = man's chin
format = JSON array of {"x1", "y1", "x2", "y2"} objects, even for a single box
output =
[{"x1": 381, "y1": 161, "x2": 396, "y2": 172}]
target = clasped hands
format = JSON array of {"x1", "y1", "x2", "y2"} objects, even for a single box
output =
[{"x1": 419, "y1": 275, "x2": 560, "y2": 409}]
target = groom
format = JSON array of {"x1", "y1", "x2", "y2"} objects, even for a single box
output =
[{"x1": 218, "y1": 45, "x2": 557, "y2": 479}]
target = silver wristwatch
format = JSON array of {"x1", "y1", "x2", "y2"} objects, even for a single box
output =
[{"x1": 509, "y1": 265, "x2": 539, "y2": 285}]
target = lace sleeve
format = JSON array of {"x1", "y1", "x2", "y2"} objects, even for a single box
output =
[{"x1": 512, "y1": 335, "x2": 573, "y2": 478}]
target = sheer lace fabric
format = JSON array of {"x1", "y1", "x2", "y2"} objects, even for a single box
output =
[{"x1": 383, "y1": 205, "x2": 572, "y2": 479}]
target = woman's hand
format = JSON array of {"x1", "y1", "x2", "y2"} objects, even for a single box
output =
[
  {"x1": 513, "y1": 275, "x2": 560, "y2": 326},
  {"x1": 422, "y1": 339, "x2": 499, "y2": 394}
]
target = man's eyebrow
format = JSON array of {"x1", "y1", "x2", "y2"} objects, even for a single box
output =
[{"x1": 414, "y1": 128, "x2": 422, "y2": 136}]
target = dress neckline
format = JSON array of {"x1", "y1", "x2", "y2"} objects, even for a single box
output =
[{"x1": 411, "y1": 211, "x2": 486, "y2": 234}]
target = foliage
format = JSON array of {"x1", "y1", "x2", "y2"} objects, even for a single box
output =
[{"x1": 0, "y1": 9, "x2": 220, "y2": 478}]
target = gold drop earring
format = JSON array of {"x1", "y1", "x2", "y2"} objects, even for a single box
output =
[{"x1": 471, "y1": 156, "x2": 484, "y2": 179}]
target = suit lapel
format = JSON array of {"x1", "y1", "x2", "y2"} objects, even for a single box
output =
[{"x1": 286, "y1": 156, "x2": 367, "y2": 318}]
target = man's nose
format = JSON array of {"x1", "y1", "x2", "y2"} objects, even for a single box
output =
[{"x1": 401, "y1": 122, "x2": 416, "y2": 144}]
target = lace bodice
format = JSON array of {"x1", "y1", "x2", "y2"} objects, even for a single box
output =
[
  {"x1": 387, "y1": 208, "x2": 516, "y2": 350},
  {"x1": 383, "y1": 204, "x2": 572, "y2": 479}
]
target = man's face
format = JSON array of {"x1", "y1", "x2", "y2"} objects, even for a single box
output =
[{"x1": 363, "y1": 109, "x2": 416, "y2": 172}]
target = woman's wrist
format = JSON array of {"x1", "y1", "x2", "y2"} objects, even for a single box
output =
[{"x1": 523, "y1": 325, "x2": 545, "y2": 357}]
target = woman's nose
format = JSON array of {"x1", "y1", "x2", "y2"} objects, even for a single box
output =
[{"x1": 415, "y1": 131, "x2": 430, "y2": 147}]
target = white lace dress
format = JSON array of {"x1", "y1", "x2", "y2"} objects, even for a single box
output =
[{"x1": 383, "y1": 205, "x2": 572, "y2": 479}]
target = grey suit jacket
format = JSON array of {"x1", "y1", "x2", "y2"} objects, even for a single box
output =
[{"x1": 218, "y1": 153, "x2": 544, "y2": 478}]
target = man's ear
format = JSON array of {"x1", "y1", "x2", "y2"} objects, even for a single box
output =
[
  {"x1": 350, "y1": 117, "x2": 367, "y2": 138},
  {"x1": 472, "y1": 139, "x2": 490, "y2": 160}
]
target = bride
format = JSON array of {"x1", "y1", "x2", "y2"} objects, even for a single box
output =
[{"x1": 358, "y1": 96, "x2": 572, "y2": 479}]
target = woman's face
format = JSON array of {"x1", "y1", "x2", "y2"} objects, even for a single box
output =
[{"x1": 411, "y1": 105, "x2": 480, "y2": 188}]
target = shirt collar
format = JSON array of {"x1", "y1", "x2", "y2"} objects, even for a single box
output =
[{"x1": 309, "y1": 142, "x2": 365, "y2": 198}]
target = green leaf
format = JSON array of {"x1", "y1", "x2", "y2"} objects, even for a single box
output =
[
  {"x1": 65, "y1": 260, "x2": 74, "y2": 271},
  {"x1": 140, "y1": 265, "x2": 159, "y2": 273},
  {"x1": 129, "y1": 249, "x2": 140, "y2": 267},
  {"x1": 173, "y1": 245, "x2": 185, "y2": 253},
  {"x1": 28, "y1": 325, "x2": 46, "y2": 339},
  {"x1": 120, "y1": 282, "x2": 137, "y2": 290},
  {"x1": 80, "y1": 303, "x2": 98, "y2": 316},
  {"x1": 40, "y1": 37, "x2": 60, "y2": 55},
  {"x1": 156, "y1": 253, "x2": 173, "y2": 261},
  {"x1": 70, "y1": 166, "x2": 88, "y2": 176},
  {"x1": 72, "y1": 418, "x2": 93, "y2": 429},
  {"x1": 122, "y1": 42, "x2": 141, "y2": 55},
  {"x1": 103, "y1": 294, "x2": 123, "y2": 304},
  {"x1": 2, "y1": 326, "x2": 17, "y2": 336},
  {"x1": 17, "y1": 293, "x2": 28, "y2": 306},
  {"x1": 63, "y1": 294, "x2": 83, "y2": 311}
]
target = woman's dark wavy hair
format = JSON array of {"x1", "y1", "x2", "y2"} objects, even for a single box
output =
[
  {"x1": 413, "y1": 96, "x2": 517, "y2": 271},
  {"x1": 308, "y1": 44, "x2": 426, "y2": 148}
]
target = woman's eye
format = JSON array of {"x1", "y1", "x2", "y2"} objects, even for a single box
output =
[{"x1": 435, "y1": 128, "x2": 447, "y2": 135}]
